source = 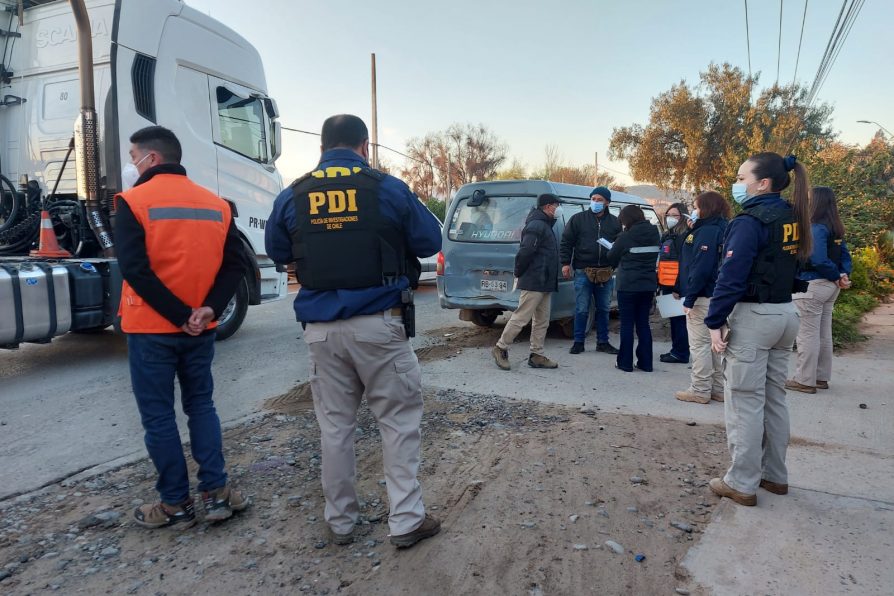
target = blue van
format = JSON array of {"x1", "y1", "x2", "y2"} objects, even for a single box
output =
[{"x1": 436, "y1": 179, "x2": 660, "y2": 335}]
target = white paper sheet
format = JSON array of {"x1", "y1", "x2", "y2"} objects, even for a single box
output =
[
  {"x1": 656, "y1": 293, "x2": 686, "y2": 318},
  {"x1": 598, "y1": 238, "x2": 613, "y2": 250}
]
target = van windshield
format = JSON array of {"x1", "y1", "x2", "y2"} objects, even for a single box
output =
[{"x1": 447, "y1": 195, "x2": 536, "y2": 243}]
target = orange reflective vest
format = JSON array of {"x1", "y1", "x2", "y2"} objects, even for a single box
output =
[
  {"x1": 116, "y1": 174, "x2": 231, "y2": 333},
  {"x1": 657, "y1": 232, "x2": 682, "y2": 287}
]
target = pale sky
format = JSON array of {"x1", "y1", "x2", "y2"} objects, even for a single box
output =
[{"x1": 189, "y1": 0, "x2": 891, "y2": 186}]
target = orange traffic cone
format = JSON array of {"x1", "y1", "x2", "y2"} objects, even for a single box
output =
[{"x1": 30, "y1": 210, "x2": 71, "y2": 258}]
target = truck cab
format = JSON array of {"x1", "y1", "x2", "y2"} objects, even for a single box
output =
[{"x1": 0, "y1": 0, "x2": 286, "y2": 344}]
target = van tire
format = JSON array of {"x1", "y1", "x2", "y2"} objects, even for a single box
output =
[
  {"x1": 559, "y1": 303, "x2": 596, "y2": 338},
  {"x1": 470, "y1": 310, "x2": 500, "y2": 327}
]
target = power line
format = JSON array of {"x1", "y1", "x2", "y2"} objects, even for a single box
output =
[
  {"x1": 744, "y1": 0, "x2": 752, "y2": 83},
  {"x1": 792, "y1": 0, "x2": 809, "y2": 84},
  {"x1": 776, "y1": 0, "x2": 784, "y2": 87}
]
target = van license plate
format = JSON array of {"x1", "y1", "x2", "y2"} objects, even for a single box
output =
[{"x1": 480, "y1": 279, "x2": 508, "y2": 292}]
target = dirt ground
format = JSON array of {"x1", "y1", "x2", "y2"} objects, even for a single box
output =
[{"x1": 0, "y1": 322, "x2": 721, "y2": 596}]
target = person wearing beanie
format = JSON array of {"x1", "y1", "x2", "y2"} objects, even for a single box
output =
[
  {"x1": 559, "y1": 186, "x2": 622, "y2": 355},
  {"x1": 492, "y1": 193, "x2": 562, "y2": 371}
]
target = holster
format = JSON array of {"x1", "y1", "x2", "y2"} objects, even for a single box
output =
[{"x1": 401, "y1": 289, "x2": 416, "y2": 338}]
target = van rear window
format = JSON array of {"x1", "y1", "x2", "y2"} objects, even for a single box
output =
[{"x1": 448, "y1": 195, "x2": 535, "y2": 243}]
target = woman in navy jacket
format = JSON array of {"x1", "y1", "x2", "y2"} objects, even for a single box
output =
[
  {"x1": 674, "y1": 191, "x2": 730, "y2": 404},
  {"x1": 786, "y1": 186, "x2": 852, "y2": 393}
]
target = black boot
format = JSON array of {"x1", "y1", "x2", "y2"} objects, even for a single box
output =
[{"x1": 569, "y1": 342, "x2": 584, "y2": 354}]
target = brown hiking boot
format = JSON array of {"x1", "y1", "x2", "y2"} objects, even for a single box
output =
[
  {"x1": 674, "y1": 390, "x2": 710, "y2": 404},
  {"x1": 709, "y1": 478, "x2": 756, "y2": 506},
  {"x1": 711, "y1": 393, "x2": 725, "y2": 402},
  {"x1": 528, "y1": 353, "x2": 558, "y2": 369},
  {"x1": 759, "y1": 479, "x2": 789, "y2": 495},
  {"x1": 390, "y1": 514, "x2": 441, "y2": 548},
  {"x1": 202, "y1": 486, "x2": 251, "y2": 522},
  {"x1": 133, "y1": 498, "x2": 196, "y2": 530},
  {"x1": 815, "y1": 380, "x2": 829, "y2": 390},
  {"x1": 492, "y1": 346, "x2": 510, "y2": 370},
  {"x1": 785, "y1": 379, "x2": 816, "y2": 394}
]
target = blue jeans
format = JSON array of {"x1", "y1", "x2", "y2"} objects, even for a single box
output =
[
  {"x1": 127, "y1": 332, "x2": 227, "y2": 504},
  {"x1": 616, "y1": 290, "x2": 654, "y2": 371},
  {"x1": 573, "y1": 270, "x2": 614, "y2": 344},
  {"x1": 661, "y1": 290, "x2": 690, "y2": 360}
]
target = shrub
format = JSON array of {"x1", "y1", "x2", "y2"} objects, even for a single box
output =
[{"x1": 831, "y1": 246, "x2": 894, "y2": 347}]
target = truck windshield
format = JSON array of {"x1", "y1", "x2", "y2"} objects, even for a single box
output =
[{"x1": 447, "y1": 195, "x2": 535, "y2": 243}]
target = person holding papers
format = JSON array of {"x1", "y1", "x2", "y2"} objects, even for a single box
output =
[
  {"x1": 606, "y1": 205, "x2": 660, "y2": 372},
  {"x1": 657, "y1": 202, "x2": 693, "y2": 364},
  {"x1": 674, "y1": 192, "x2": 730, "y2": 404}
]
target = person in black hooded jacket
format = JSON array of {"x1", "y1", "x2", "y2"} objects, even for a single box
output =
[
  {"x1": 492, "y1": 193, "x2": 562, "y2": 371},
  {"x1": 607, "y1": 205, "x2": 660, "y2": 372}
]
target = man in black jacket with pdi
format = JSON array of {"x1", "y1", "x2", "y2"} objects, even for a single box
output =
[{"x1": 492, "y1": 194, "x2": 562, "y2": 371}]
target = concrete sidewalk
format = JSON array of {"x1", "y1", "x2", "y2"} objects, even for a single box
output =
[{"x1": 422, "y1": 303, "x2": 894, "y2": 595}]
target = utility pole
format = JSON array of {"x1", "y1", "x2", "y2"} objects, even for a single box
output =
[
  {"x1": 370, "y1": 53, "x2": 379, "y2": 169},
  {"x1": 594, "y1": 152, "x2": 598, "y2": 185}
]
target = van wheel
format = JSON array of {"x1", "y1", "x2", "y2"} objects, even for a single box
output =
[
  {"x1": 471, "y1": 310, "x2": 500, "y2": 327},
  {"x1": 215, "y1": 278, "x2": 249, "y2": 341}
]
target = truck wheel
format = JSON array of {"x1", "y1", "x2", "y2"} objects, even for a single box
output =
[
  {"x1": 470, "y1": 310, "x2": 499, "y2": 327},
  {"x1": 215, "y1": 278, "x2": 249, "y2": 341}
]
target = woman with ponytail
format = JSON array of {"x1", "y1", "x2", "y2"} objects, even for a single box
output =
[
  {"x1": 703, "y1": 152, "x2": 812, "y2": 507},
  {"x1": 786, "y1": 186, "x2": 852, "y2": 394}
]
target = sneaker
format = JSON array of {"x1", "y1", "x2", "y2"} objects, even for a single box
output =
[
  {"x1": 492, "y1": 346, "x2": 510, "y2": 370},
  {"x1": 202, "y1": 486, "x2": 251, "y2": 522},
  {"x1": 815, "y1": 380, "x2": 829, "y2": 390},
  {"x1": 133, "y1": 498, "x2": 196, "y2": 530},
  {"x1": 709, "y1": 478, "x2": 756, "y2": 506},
  {"x1": 390, "y1": 514, "x2": 441, "y2": 548},
  {"x1": 675, "y1": 390, "x2": 710, "y2": 404},
  {"x1": 596, "y1": 342, "x2": 619, "y2": 355},
  {"x1": 759, "y1": 479, "x2": 789, "y2": 495},
  {"x1": 528, "y1": 353, "x2": 558, "y2": 369},
  {"x1": 659, "y1": 352, "x2": 688, "y2": 364},
  {"x1": 327, "y1": 525, "x2": 356, "y2": 545},
  {"x1": 784, "y1": 379, "x2": 817, "y2": 394},
  {"x1": 569, "y1": 342, "x2": 585, "y2": 354},
  {"x1": 711, "y1": 393, "x2": 725, "y2": 402}
]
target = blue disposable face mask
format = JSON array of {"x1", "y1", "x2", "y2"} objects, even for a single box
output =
[
  {"x1": 689, "y1": 209, "x2": 699, "y2": 222},
  {"x1": 731, "y1": 183, "x2": 749, "y2": 204},
  {"x1": 590, "y1": 202, "x2": 605, "y2": 214}
]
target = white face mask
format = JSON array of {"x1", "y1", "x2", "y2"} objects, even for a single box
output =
[
  {"x1": 121, "y1": 153, "x2": 151, "y2": 190},
  {"x1": 666, "y1": 216, "x2": 680, "y2": 228},
  {"x1": 553, "y1": 206, "x2": 564, "y2": 220}
]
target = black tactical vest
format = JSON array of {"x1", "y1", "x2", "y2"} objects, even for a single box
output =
[
  {"x1": 289, "y1": 165, "x2": 408, "y2": 291},
  {"x1": 739, "y1": 204, "x2": 800, "y2": 303}
]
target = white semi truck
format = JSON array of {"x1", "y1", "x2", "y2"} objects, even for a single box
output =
[{"x1": 0, "y1": 0, "x2": 287, "y2": 347}]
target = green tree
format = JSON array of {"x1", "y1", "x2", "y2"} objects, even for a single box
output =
[
  {"x1": 608, "y1": 63, "x2": 834, "y2": 192},
  {"x1": 808, "y1": 135, "x2": 894, "y2": 248}
]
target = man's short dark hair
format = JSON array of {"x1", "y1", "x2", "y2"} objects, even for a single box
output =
[
  {"x1": 321, "y1": 114, "x2": 369, "y2": 151},
  {"x1": 129, "y1": 126, "x2": 182, "y2": 164}
]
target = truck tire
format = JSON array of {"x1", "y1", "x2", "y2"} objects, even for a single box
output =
[
  {"x1": 470, "y1": 309, "x2": 500, "y2": 327},
  {"x1": 215, "y1": 278, "x2": 249, "y2": 341}
]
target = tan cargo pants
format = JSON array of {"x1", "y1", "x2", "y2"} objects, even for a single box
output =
[
  {"x1": 792, "y1": 279, "x2": 840, "y2": 386},
  {"x1": 304, "y1": 310, "x2": 425, "y2": 536},
  {"x1": 686, "y1": 297, "x2": 724, "y2": 397},
  {"x1": 722, "y1": 302, "x2": 799, "y2": 494},
  {"x1": 496, "y1": 290, "x2": 552, "y2": 355}
]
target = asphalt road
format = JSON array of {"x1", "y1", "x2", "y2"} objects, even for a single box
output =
[{"x1": 0, "y1": 283, "x2": 455, "y2": 500}]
